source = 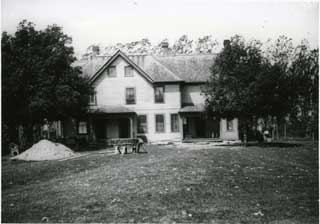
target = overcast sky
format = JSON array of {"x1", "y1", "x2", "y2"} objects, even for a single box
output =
[{"x1": 1, "y1": 0, "x2": 319, "y2": 57}]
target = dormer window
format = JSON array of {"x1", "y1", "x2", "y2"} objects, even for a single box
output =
[
  {"x1": 108, "y1": 66, "x2": 116, "y2": 77},
  {"x1": 125, "y1": 66, "x2": 134, "y2": 77},
  {"x1": 154, "y1": 86, "x2": 164, "y2": 103}
]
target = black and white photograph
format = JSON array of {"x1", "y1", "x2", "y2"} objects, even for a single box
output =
[{"x1": 1, "y1": 0, "x2": 319, "y2": 223}]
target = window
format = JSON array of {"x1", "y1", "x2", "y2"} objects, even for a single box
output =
[
  {"x1": 171, "y1": 114, "x2": 179, "y2": 132},
  {"x1": 108, "y1": 66, "x2": 116, "y2": 77},
  {"x1": 154, "y1": 86, "x2": 164, "y2": 103},
  {"x1": 155, "y1": 114, "x2": 165, "y2": 133},
  {"x1": 125, "y1": 66, "x2": 134, "y2": 77},
  {"x1": 227, "y1": 118, "x2": 233, "y2": 131},
  {"x1": 78, "y1": 121, "x2": 88, "y2": 134},
  {"x1": 89, "y1": 92, "x2": 96, "y2": 105},
  {"x1": 126, "y1": 88, "x2": 136, "y2": 104},
  {"x1": 137, "y1": 115, "x2": 148, "y2": 134}
]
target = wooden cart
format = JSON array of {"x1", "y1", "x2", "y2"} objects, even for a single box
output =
[{"x1": 109, "y1": 138, "x2": 144, "y2": 154}]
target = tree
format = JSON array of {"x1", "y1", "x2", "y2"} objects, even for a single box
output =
[
  {"x1": 195, "y1": 35, "x2": 219, "y2": 54},
  {"x1": 203, "y1": 34, "x2": 318, "y2": 142},
  {"x1": 203, "y1": 35, "x2": 265, "y2": 142},
  {"x1": 172, "y1": 35, "x2": 194, "y2": 54},
  {"x1": 289, "y1": 43, "x2": 318, "y2": 138},
  {"x1": 2, "y1": 20, "x2": 93, "y2": 144}
]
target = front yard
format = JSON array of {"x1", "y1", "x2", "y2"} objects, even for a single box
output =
[{"x1": 1, "y1": 142, "x2": 318, "y2": 223}]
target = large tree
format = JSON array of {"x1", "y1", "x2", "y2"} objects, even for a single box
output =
[
  {"x1": 289, "y1": 44, "x2": 319, "y2": 138},
  {"x1": 203, "y1": 36, "x2": 265, "y2": 139},
  {"x1": 203, "y1": 35, "x2": 318, "y2": 141},
  {"x1": 2, "y1": 20, "x2": 92, "y2": 143}
]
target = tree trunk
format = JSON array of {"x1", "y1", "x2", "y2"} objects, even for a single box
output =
[{"x1": 243, "y1": 119, "x2": 248, "y2": 146}]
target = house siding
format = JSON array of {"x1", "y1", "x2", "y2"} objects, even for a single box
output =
[
  {"x1": 182, "y1": 84, "x2": 205, "y2": 105},
  {"x1": 88, "y1": 54, "x2": 239, "y2": 142},
  {"x1": 92, "y1": 56, "x2": 181, "y2": 142},
  {"x1": 220, "y1": 118, "x2": 239, "y2": 140}
]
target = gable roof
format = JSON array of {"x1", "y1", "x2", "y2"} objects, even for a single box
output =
[
  {"x1": 73, "y1": 51, "x2": 216, "y2": 84},
  {"x1": 90, "y1": 50, "x2": 154, "y2": 83}
]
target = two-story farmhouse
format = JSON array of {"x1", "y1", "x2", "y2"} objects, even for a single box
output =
[{"x1": 71, "y1": 50, "x2": 239, "y2": 143}]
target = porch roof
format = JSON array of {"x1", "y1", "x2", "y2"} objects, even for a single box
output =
[
  {"x1": 88, "y1": 105, "x2": 136, "y2": 114},
  {"x1": 179, "y1": 104, "x2": 205, "y2": 113}
]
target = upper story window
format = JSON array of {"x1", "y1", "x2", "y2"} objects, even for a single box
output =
[
  {"x1": 89, "y1": 92, "x2": 97, "y2": 105},
  {"x1": 126, "y1": 87, "x2": 136, "y2": 105},
  {"x1": 137, "y1": 115, "x2": 148, "y2": 134},
  {"x1": 226, "y1": 118, "x2": 233, "y2": 131},
  {"x1": 154, "y1": 86, "x2": 164, "y2": 103},
  {"x1": 125, "y1": 66, "x2": 134, "y2": 77},
  {"x1": 108, "y1": 66, "x2": 116, "y2": 77}
]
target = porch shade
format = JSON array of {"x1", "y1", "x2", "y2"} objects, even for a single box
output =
[
  {"x1": 88, "y1": 105, "x2": 136, "y2": 114},
  {"x1": 179, "y1": 104, "x2": 205, "y2": 113}
]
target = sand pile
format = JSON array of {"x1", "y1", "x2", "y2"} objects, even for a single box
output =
[{"x1": 12, "y1": 139, "x2": 75, "y2": 161}]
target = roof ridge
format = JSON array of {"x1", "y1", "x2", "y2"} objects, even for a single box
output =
[
  {"x1": 154, "y1": 53, "x2": 218, "y2": 58},
  {"x1": 150, "y1": 55, "x2": 184, "y2": 81}
]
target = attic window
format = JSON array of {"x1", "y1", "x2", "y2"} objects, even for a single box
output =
[
  {"x1": 108, "y1": 66, "x2": 116, "y2": 77},
  {"x1": 125, "y1": 66, "x2": 134, "y2": 77}
]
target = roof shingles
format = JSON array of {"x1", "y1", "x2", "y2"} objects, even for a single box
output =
[{"x1": 73, "y1": 51, "x2": 216, "y2": 83}]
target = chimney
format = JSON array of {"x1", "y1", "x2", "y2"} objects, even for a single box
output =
[
  {"x1": 223, "y1": 39, "x2": 230, "y2": 48},
  {"x1": 92, "y1": 45, "x2": 100, "y2": 57},
  {"x1": 161, "y1": 40, "x2": 169, "y2": 49}
]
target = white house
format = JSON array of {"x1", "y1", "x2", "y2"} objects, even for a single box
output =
[{"x1": 71, "y1": 50, "x2": 239, "y2": 143}]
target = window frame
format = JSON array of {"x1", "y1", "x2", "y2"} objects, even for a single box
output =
[
  {"x1": 155, "y1": 114, "x2": 165, "y2": 133},
  {"x1": 125, "y1": 87, "x2": 136, "y2": 105},
  {"x1": 107, "y1": 66, "x2": 117, "y2": 77},
  {"x1": 78, "y1": 121, "x2": 88, "y2": 135},
  {"x1": 154, "y1": 86, "x2": 165, "y2": 104},
  {"x1": 88, "y1": 91, "x2": 97, "y2": 105},
  {"x1": 137, "y1": 114, "x2": 148, "y2": 134},
  {"x1": 226, "y1": 118, "x2": 233, "y2": 131},
  {"x1": 170, "y1": 113, "x2": 179, "y2": 132},
  {"x1": 124, "y1": 65, "x2": 134, "y2": 77}
]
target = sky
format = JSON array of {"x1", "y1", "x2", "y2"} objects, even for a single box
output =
[{"x1": 1, "y1": 0, "x2": 319, "y2": 57}]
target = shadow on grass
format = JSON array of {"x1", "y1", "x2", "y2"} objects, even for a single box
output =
[{"x1": 220, "y1": 142, "x2": 303, "y2": 148}]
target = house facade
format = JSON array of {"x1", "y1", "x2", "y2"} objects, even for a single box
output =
[{"x1": 72, "y1": 50, "x2": 239, "y2": 143}]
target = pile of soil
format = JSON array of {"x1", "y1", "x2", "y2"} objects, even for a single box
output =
[{"x1": 12, "y1": 140, "x2": 75, "y2": 161}]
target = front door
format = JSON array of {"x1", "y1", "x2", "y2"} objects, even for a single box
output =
[
  {"x1": 95, "y1": 120, "x2": 106, "y2": 139},
  {"x1": 118, "y1": 118, "x2": 130, "y2": 138}
]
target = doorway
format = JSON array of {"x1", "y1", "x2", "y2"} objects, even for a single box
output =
[{"x1": 118, "y1": 118, "x2": 130, "y2": 138}]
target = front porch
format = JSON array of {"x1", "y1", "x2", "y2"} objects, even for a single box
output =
[
  {"x1": 179, "y1": 104, "x2": 221, "y2": 141},
  {"x1": 87, "y1": 105, "x2": 136, "y2": 143}
]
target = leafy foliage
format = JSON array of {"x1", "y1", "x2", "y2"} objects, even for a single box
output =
[
  {"x1": 97, "y1": 35, "x2": 219, "y2": 56},
  {"x1": 203, "y1": 34, "x2": 318, "y2": 138},
  {"x1": 2, "y1": 20, "x2": 92, "y2": 136},
  {"x1": 203, "y1": 35, "x2": 264, "y2": 118}
]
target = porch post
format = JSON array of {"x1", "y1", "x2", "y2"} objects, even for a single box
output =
[
  {"x1": 179, "y1": 114, "x2": 184, "y2": 140},
  {"x1": 89, "y1": 117, "x2": 96, "y2": 143},
  {"x1": 129, "y1": 117, "x2": 133, "y2": 138}
]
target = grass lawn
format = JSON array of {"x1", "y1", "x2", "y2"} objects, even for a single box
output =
[{"x1": 1, "y1": 142, "x2": 318, "y2": 223}]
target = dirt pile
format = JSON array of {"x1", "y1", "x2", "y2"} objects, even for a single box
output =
[{"x1": 12, "y1": 140, "x2": 75, "y2": 161}]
